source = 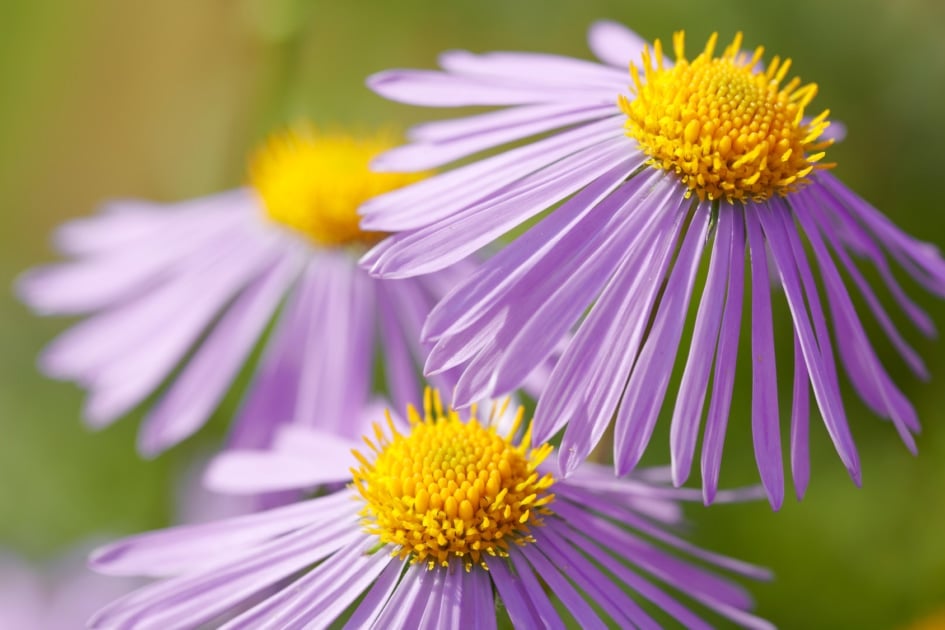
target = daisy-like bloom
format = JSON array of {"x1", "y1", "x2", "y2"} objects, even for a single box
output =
[
  {"x1": 89, "y1": 391, "x2": 772, "y2": 629},
  {"x1": 17, "y1": 126, "x2": 484, "y2": 455},
  {"x1": 362, "y1": 22, "x2": 945, "y2": 507}
]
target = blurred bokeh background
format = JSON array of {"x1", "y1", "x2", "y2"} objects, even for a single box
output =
[{"x1": 1, "y1": 0, "x2": 944, "y2": 627}]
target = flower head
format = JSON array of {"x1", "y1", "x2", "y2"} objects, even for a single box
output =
[
  {"x1": 353, "y1": 391, "x2": 554, "y2": 570},
  {"x1": 17, "y1": 125, "x2": 478, "y2": 455},
  {"x1": 620, "y1": 31, "x2": 831, "y2": 203},
  {"x1": 362, "y1": 22, "x2": 945, "y2": 508},
  {"x1": 89, "y1": 392, "x2": 772, "y2": 629},
  {"x1": 250, "y1": 127, "x2": 423, "y2": 246}
]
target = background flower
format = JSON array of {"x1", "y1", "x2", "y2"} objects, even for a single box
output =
[{"x1": 2, "y1": 1, "x2": 944, "y2": 627}]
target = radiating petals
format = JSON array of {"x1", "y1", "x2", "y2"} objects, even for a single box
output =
[
  {"x1": 614, "y1": 206, "x2": 711, "y2": 476},
  {"x1": 376, "y1": 103, "x2": 616, "y2": 171},
  {"x1": 671, "y1": 206, "x2": 733, "y2": 486},
  {"x1": 548, "y1": 199, "x2": 685, "y2": 473},
  {"x1": 90, "y1": 492, "x2": 357, "y2": 577},
  {"x1": 362, "y1": 116, "x2": 623, "y2": 229},
  {"x1": 365, "y1": 139, "x2": 629, "y2": 277},
  {"x1": 137, "y1": 252, "x2": 303, "y2": 455}
]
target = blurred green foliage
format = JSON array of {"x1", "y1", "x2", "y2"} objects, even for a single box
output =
[{"x1": 1, "y1": 0, "x2": 944, "y2": 627}]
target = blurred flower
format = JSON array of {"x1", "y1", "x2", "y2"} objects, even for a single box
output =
[
  {"x1": 0, "y1": 548, "x2": 136, "y2": 630},
  {"x1": 89, "y1": 390, "x2": 772, "y2": 629},
  {"x1": 18, "y1": 126, "x2": 486, "y2": 456},
  {"x1": 362, "y1": 21, "x2": 945, "y2": 508}
]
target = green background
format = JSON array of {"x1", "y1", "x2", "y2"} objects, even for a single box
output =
[{"x1": 1, "y1": 0, "x2": 944, "y2": 627}]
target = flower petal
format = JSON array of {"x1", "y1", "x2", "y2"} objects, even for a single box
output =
[{"x1": 587, "y1": 20, "x2": 649, "y2": 68}]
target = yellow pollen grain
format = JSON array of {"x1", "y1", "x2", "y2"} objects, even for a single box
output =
[
  {"x1": 619, "y1": 31, "x2": 835, "y2": 203},
  {"x1": 351, "y1": 389, "x2": 556, "y2": 572},
  {"x1": 248, "y1": 126, "x2": 425, "y2": 247}
]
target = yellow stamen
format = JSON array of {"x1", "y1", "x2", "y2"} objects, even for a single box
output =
[
  {"x1": 248, "y1": 126, "x2": 425, "y2": 247},
  {"x1": 351, "y1": 390, "x2": 555, "y2": 571},
  {"x1": 619, "y1": 31, "x2": 834, "y2": 203}
]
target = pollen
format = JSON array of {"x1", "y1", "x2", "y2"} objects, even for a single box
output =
[
  {"x1": 351, "y1": 389, "x2": 555, "y2": 571},
  {"x1": 248, "y1": 126, "x2": 425, "y2": 247},
  {"x1": 619, "y1": 31, "x2": 835, "y2": 203}
]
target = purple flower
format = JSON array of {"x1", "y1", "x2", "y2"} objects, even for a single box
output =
[
  {"x1": 17, "y1": 127, "x2": 485, "y2": 456},
  {"x1": 89, "y1": 391, "x2": 772, "y2": 629},
  {"x1": 361, "y1": 22, "x2": 945, "y2": 508}
]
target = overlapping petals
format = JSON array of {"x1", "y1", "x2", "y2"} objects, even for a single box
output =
[
  {"x1": 90, "y1": 422, "x2": 772, "y2": 629},
  {"x1": 18, "y1": 191, "x2": 475, "y2": 455},
  {"x1": 362, "y1": 20, "x2": 945, "y2": 507}
]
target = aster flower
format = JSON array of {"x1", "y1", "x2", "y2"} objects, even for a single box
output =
[
  {"x1": 89, "y1": 390, "x2": 772, "y2": 629},
  {"x1": 17, "y1": 126, "x2": 488, "y2": 455},
  {"x1": 361, "y1": 22, "x2": 945, "y2": 507}
]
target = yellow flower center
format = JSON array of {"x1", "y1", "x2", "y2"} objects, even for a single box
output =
[
  {"x1": 619, "y1": 31, "x2": 834, "y2": 203},
  {"x1": 352, "y1": 391, "x2": 555, "y2": 571},
  {"x1": 248, "y1": 127, "x2": 425, "y2": 247}
]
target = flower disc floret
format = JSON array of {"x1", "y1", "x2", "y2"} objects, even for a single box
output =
[
  {"x1": 620, "y1": 31, "x2": 834, "y2": 202},
  {"x1": 249, "y1": 127, "x2": 424, "y2": 247},
  {"x1": 352, "y1": 391, "x2": 555, "y2": 571}
]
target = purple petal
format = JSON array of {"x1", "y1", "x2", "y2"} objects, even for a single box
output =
[
  {"x1": 408, "y1": 102, "x2": 609, "y2": 143},
  {"x1": 415, "y1": 568, "x2": 448, "y2": 630},
  {"x1": 813, "y1": 200, "x2": 929, "y2": 379},
  {"x1": 587, "y1": 20, "x2": 649, "y2": 68},
  {"x1": 376, "y1": 283, "x2": 423, "y2": 413},
  {"x1": 361, "y1": 116, "x2": 622, "y2": 231},
  {"x1": 422, "y1": 155, "x2": 647, "y2": 346},
  {"x1": 50, "y1": 190, "x2": 247, "y2": 256},
  {"x1": 17, "y1": 208, "x2": 247, "y2": 316},
  {"x1": 425, "y1": 160, "x2": 654, "y2": 402},
  {"x1": 790, "y1": 334, "x2": 811, "y2": 500},
  {"x1": 203, "y1": 447, "x2": 352, "y2": 495},
  {"x1": 220, "y1": 538, "x2": 389, "y2": 629},
  {"x1": 818, "y1": 172, "x2": 945, "y2": 297},
  {"x1": 90, "y1": 492, "x2": 355, "y2": 577},
  {"x1": 561, "y1": 498, "x2": 768, "y2": 610},
  {"x1": 814, "y1": 181, "x2": 936, "y2": 336},
  {"x1": 341, "y1": 560, "x2": 405, "y2": 630},
  {"x1": 370, "y1": 564, "x2": 430, "y2": 629},
  {"x1": 292, "y1": 254, "x2": 376, "y2": 439},
  {"x1": 545, "y1": 190, "x2": 686, "y2": 472},
  {"x1": 72, "y1": 230, "x2": 284, "y2": 428},
  {"x1": 614, "y1": 206, "x2": 711, "y2": 476},
  {"x1": 487, "y1": 555, "x2": 559, "y2": 629},
  {"x1": 365, "y1": 138, "x2": 629, "y2": 277},
  {"x1": 459, "y1": 568, "x2": 497, "y2": 630},
  {"x1": 548, "y1": 517, "x2": 713, "y2": 630},
  {"x1": 701, "y1": 206, "x2": 746, "y2": 505},
  {"x1": 511, "y1": 543, "x2": 607, "y2": 629},
  {"x1": 745, "y1": 210, "x2": 784, "y2": 509},
  {"x1": 375, "y1": 103, "x2": 616, "y2": 171},
  {"x1": 137, "y1": 252, "x2": 302, "y2": 455},
  {"x1": 368, "y1": 69, "x2": 614, "y2": 107},
  {"x1": 670, "y1": 206, "x2": 733, "y2": 486},
  {"x1": 226, "y1": 274, "x2": 311, "y2": 450},
  {"x1": 555, "y1": 485, "x2": 772, "y2": 580},
  {"x1": 90, "y1": 525, "x2": 362, "y2": 629},
  {"x1": 536, "y1": 528, "x2": 658, "y2": 629},
  {"x1": 438, "y1": 49, "x2": 628, "y2": 89},
  {"x1": 489, "y1": 169, "x2": 669, "y2": 395},
  {"x1": 794, "y1": 194, "x2": 919, "y2": 453}
]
